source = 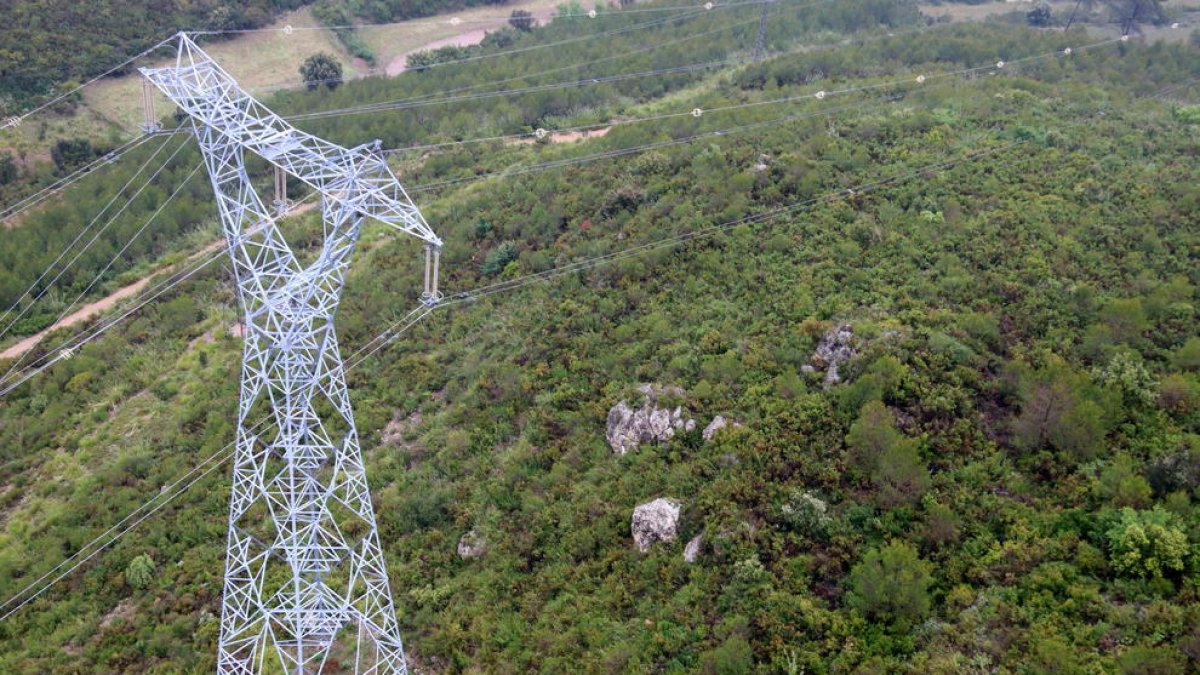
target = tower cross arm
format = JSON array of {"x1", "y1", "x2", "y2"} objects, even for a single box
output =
[{"x1": 140, "y1": 34, "x2": 442, "y2": 247}]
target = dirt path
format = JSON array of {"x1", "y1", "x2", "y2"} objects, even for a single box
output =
[
  {"x1": 0, "y1": 200, "x2": 318, "y2": 362},
  {"x1": 510, "y1": 126, "x2": 612, "y2": 145},
  {"x1": 385, "y1": 5, "x2": 561, "y2": 76}
]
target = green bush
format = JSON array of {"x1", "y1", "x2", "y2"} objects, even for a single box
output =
[
  {"x1": 1104, "y1": 508, "x2": 1189, "y2": 580},
  {"x1": 846, "y1": 540, "x2": 933, "y2": 629}
]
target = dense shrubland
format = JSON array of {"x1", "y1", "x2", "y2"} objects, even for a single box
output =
[
  {"x1": 0, "y1": 4, "x2": 1198, "y2": 673},
  {"x1": 0, "y1": 0, "x2": 918, "y2": 338},
  {"x1": 0, "y1": 0, "x2": 311, "y2": 115}
]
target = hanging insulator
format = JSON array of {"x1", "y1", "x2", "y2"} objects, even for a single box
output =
[{"x1": 422, "y1": 244, "x2": 443, "y2": 305}]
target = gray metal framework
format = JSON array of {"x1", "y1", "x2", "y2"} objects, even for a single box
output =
[{"x1": 142, "y1": 34, "x2": 440, "y2": 674}]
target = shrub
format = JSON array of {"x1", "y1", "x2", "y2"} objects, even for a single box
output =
[
  {"x1": 125, "y1": 554, "x2": 155, "y2": 590},
  {"x1": 299, "y1": 52, "x2": 343, "y2": 91},
  {"x1": 1026, "y1": 3, "x2": 1052, "y2": 27},
  {"x1": 509, "y1": 9, "x2": 535, "y2": 31},
  {"x1": 779, "y1": 488, "x2": 831, "y2": 536},
  {"x1": 846, "y1": 540, "x2": 933, "y2": 629},
  {"x1": 482, "y1": 241, "x2": 519, "y2": 276},
  {"x1": 51, "y1": 138, "x2": 95, "y2": 172},
  {"x1": 1104, "y1": 508, "x2": 1189, "y2": 579}
]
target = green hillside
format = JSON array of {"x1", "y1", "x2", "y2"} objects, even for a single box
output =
[{"x1": 0, "y1": 1, "x2": 1199, "y2": 672}]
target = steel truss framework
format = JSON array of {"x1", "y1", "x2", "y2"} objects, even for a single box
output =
[{"x1": 142, "y1": 35, "x2": 441, "y2": 674}]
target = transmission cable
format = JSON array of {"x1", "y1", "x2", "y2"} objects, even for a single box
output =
[
  {"x1": 0, "y1": 135, "x2": 183, "y2": 341},
  {"x1": 0, "y1": 35, "x2": 1139, "y2": 392},
  {"x1": 0, "y1": 135, "x2": 156, "y2": 225},
  {"x1": 190, "y1": 0, "x2": 799, "y2": 36},
  {"x1": 1, "y1": 38, "x2": 173, "y2": 128},
  {"x1": 0, "y1": 75, "x2": 1186, "y2": 621}
]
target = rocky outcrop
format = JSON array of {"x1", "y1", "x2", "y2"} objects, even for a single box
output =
[
  {"x1": 683, "y1": 534, "x2": 704, "y2": 563},
  {"x1": 606, "y1": 385, "x2": 696, "y2": 455},
  {"x1": 702, "y1": 415, "x2": 742, "y2": 442},
  {"x1": 382, "y1": 409, "x2": 422, "y2": 446},
  {"x1": 457, "y1": 530, "x2": 486, "y2": 559},
  {"x1": 631, "y1": 498, "x2": 681, "y2": 552},
  {"x1": 810, "y1": 324, "x2": 860, "y2": 387}
]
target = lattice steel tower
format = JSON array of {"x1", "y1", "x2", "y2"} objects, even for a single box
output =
[{"x1": 142, "y1": 34, "x2": 442, "y2": 674}]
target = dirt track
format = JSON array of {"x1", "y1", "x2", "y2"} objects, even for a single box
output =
[{"x1": 0, "y1": 200, "x2": 319, "y2": 362}]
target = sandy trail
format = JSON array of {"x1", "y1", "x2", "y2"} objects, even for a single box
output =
[
  {"x1": 511, "y1": 126, "x2": 612, "y2": 145},
  {"x1": 0, "y1": 200, "x2": 318, "y2": 362},
  {"x1": 385, "y1": 6, "x2": 559, "y2": 76}
]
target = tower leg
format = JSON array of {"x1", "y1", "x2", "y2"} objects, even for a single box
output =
[{"x1": 195, "y1": 127, "x2": 407, "y2": 675}]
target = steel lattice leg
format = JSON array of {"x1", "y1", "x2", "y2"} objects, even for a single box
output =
[{"x1": 196, "y1": 128, "x2": 406, "y2": 675}]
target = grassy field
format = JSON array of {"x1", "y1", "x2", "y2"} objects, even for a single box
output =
[
  {"x1": 357, "y1": 0, "x2": 569, "y2": 74},
  {"x1": 8, "y1": 0, "x2": 1193, "y2": 161},
  {"x1": 82, "y1": 8, "x2": 356, "y2": 134},
  {"x1": 4, "y1": 0, "x2": 579, "y2": 158}
]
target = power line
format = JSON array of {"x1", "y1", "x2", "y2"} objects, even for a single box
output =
[
  {"x1": 0, "y1": 135, "x2": 156, "y2": 225},
  {"x1": 1, "y1": 0, "x2": 786, "y2": 223},
  {"x1": 0, "y1": 35, "x2": 1137, "y2": 393},
  {"x1": 408, "y1": 95, "x2": 898, "y2": 194},
  {"x1": 0, "y1": 192, "x2": 327, "y2": 399},
  {"x1": 13, "y1": 160, "x2": 208, "y2": 368},
  {"x1": 0, "y1": 135, "x2": 182, "y2": 341},
  {"x1": 0, "y1": 71, "x2": 1185, "y2": 620},
  {"x1": 0, "y1": 306, "x2": 440, "y2": 622},
  {"x1": 188, "y1": 0, "x2": 796, "y2": 36},
  {"x1": 250, "y1": 0, "x2": 803, "y2": 96},
  {"x1": 370, "y1": 33, "x2": 1117, "y2": 151},
  {"x1": 281, "y1": 21, "x2": 944, "y2": 123},
  {"x1": 1, "y1": 38, "x2": 173, "y2": 127}
]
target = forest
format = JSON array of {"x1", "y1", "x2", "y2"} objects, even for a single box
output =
[
  {"x1": 0, "y1": 0, "x2": 518, "y2": 115},
  {"x1": 0, "y1": 0, "x2": 1199, "y2": 672},
  {"x1": 0, "y1": 0, "x2": 915, "y2": 338}
]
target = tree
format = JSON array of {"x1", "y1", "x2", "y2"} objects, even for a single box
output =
[
  {"x1": 845, "y1": 400, "x2": 929, "y2": 505},
  {"x1": 698, "y1": 635, "x2": 754, "y2": 674},
  {"x1": 125, "y1": 553, "x2": 155, "y2": 590},
  {"x1": 1101, "y1": 298, "x2": 1148, "y2": 344},
  {"x1": 0, "y1": 153, "x2": 17, "y2": 185},
  {"x1": 299, "y1": 52, "x2": 343, "y2": 91},
  {"x1": 509, "y1": 9, "x2": 535, "y2": 31},
  {"x1": 1027, "y1": 3, "x2": 1053, "y2": 26},
  {"x1": 1172, "y1": 337, "x2": 1200, "y2": 371},
  {"x1": 50, "y1": 138, "x2": 94, "y2": 172},
  {"x1": 846, "y1": 540, "x2": 933, "y2": 629},
  {"x1": 846, "y1": 400, "x2": 905, "y2": 476},
  {"x1": 1104, "y1": 507, "x2": 1189, "y2": 579},
  {"x1": 1012, "y1": 364, "x2": 1108, "y2": 463}
]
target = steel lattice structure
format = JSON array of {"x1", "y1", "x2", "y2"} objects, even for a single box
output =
[{"x1": 142, "y1": 34, "x2": 441, "y2": 674}]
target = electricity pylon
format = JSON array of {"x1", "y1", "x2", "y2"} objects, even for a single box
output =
[
  {"x1": 753, "y1": 0, "x2": 775, "y2": 62},
  {"x1": 142, "y1": 34, "x2": 441, "y2": 674}
]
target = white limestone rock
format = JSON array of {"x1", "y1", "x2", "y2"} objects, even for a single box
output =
[
  {"x1": 810, "y1": 323, "x2": 860, "y2": 387},
  {"x1": 457, "y1": 530, "x2": 487, "y2": 559},
  {"x1": 606, "y1": 386, "x2": 695, "y2": 455},
  {"x1": 702, "y1": 415, "x2": 743, "y2": 442},
  {"x1": 631, "y1": 498, "x2": 681, "y2": 552},
  {"x1": 683, "y1": 534, "x2": 704, "y2": 563}
]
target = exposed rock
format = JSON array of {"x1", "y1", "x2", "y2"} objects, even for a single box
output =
[
  {"x1": 457, "y1": 530, "x2": 486, "y2": 559},
  {"x1": 99, "y1": 600, "x2": 137, "y2": 630},
  {"x1": 631, "y1": 498, "x2": 681, "y2": 552},
  {"x1": 683, "y1": 535, "x2": 704, "y2": 563},
  {"x1": 702, "y1": 415, "x2": 742, "y2": 442},
  {"x1": 382, "y1": 409, "x2": 422, "y2": 446},
  {"x1": 810, "y1": 323, "x2": 860, "y2": 387},
  {"x1": 606, "y1": 385, "x2": 696, "y2": 455}
]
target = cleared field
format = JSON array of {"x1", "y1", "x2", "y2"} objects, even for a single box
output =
[
  {"x1": 919, "y1": 0, "x2": 1073, "y2": 23},
  {"x1": 82, "y1": 8, "x2": 359, "y2": 133},
  {"x1": 357, "y1": 0, "x2": 568, "y2": 75}
]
